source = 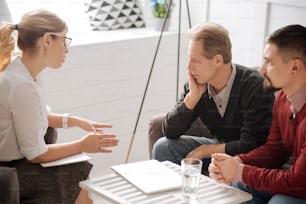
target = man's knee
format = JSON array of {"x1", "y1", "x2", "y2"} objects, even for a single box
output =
[
  {"x1": 268, "y1": 194, "x2": 306, "y2": 204},
  {"x1": 152, "y1": 137, "x2": 169, "y2": 160}
]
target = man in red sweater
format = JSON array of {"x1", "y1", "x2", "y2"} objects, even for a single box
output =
[{"x1": 208, "y1": 24, "x2": 306, "y2": 203}]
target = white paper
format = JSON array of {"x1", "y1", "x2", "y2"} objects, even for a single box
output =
[{"x1": 40, "y1": 153, "x2": 91, "y2": 167}]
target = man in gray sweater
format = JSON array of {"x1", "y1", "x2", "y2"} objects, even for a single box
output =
[{"x1": 152, "y1": 22, "x2": 275, "y2": 173}]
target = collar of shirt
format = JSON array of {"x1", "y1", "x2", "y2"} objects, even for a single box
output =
[
  {"x1": 207, "y1": 64, "x2": 237, "y2": 117},
  {"x1": 287, "y1": 83, "x2": 306, "y2": 117}
]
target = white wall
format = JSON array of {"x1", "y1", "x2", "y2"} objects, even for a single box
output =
[
  {"x1": 144, "y1": 0, "x2": 306, "y2": 66},
  {"x1": 7, "y1": 0, "x2": 306, "y2": 66},
  {"x1": 250, "y1": 0, "x2": 306, "y2": 65}
]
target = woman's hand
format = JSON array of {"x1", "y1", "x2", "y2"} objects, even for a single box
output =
[
  {"x1": 79, "y1": 132, "x2": 119, "y2": 153},
  {"x1": 47, "y1": 112, "x2": 113, "y2": 132},
  {"x1": 72, "y1": 117, "x2": 113, "y2": 133}
]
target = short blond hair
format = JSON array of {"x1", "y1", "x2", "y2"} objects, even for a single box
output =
[{"x1": 188, "y1": 22, "x2": 232, "y2": 64}]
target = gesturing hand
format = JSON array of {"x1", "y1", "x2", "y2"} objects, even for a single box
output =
[
  {"x1": 80, "y1": 133, "x2": 119, "y2": 153},
  {"x1": 77, "y1": 118, "x2": 113, "y2": 133}
]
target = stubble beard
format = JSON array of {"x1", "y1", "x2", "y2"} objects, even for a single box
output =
[{"x1": 263, "y1": 74, "x2": 281, "y2": 92}]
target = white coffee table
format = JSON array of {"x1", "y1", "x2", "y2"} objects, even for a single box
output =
[{"x1": 80, "y1": 160, "x2": 252, "y2": 204}]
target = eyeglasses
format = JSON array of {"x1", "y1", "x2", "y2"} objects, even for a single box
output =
[
  {"x1": 49, "y1": 33, "x2": 72, "y2": 47},
  {"x1": 60, "y1": 36, "x2": 72, "y2": 47}
]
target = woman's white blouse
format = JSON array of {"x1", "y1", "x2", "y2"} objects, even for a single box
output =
[{"x1": 0, "y1": 57, "x2": 48, "y2": 161}]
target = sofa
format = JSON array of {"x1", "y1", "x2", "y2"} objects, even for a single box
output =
[
  {"x1": 148, "y1": 113, "x2": 292, "y2": 171},
  {"x1": 0, "y1": 127, "x2": 57, "y2": 204},
  {"x1": 148, "y1": 113, "x2": 211, "y2": 158}
]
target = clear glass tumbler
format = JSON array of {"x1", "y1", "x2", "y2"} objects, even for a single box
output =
[{"x1": 181, "y1": 158, "x2": 202, "y2": 200}]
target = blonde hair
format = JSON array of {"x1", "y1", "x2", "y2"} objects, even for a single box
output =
[
  {"x1": 0, "y1": 9, "x2": 67, "y2": 72},
  {"x1": 188, "y1": 22, "x2": 232, "y2": 64},
  {"x1": 0, "y1": 23, "x2": 15, "y2": 71}
]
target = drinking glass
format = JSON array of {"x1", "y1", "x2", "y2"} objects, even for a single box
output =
[{"x1": 181, "y1": 158, "x2": 202, "y2": 200}]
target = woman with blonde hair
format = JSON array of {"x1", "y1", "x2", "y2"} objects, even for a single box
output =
[{"x1": 0, "y1": 9, "x2": 119, "y2": 204}]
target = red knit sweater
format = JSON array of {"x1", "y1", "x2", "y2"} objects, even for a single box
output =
[{"x1": 239, "y1": 91, "x2": 306, "y2": 198}]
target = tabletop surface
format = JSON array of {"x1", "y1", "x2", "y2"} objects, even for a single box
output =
[{"x1": 80, "y1": 160, "x2": 252, "y2": 204}]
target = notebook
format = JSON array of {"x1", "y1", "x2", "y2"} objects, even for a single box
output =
[
  {"x1": 111, "y1": 160, "x2": 182, "y2": 194},
  {"x1": 40, "y1": 153, "x2": 91, "y2": 167}
]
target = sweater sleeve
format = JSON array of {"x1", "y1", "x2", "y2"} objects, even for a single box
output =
[
  {"x1": 241, "y1": 151, "x2": 306, "y2": 199},
  {"x1": 163, "y1": 82, "x2": 199, "y2": 139},
  {"x1": 225, "y1": 72, "x2": 275, "y2": 155},
  {"x1": 239, "y1": 92, "x2": 306, "y2": 199}
]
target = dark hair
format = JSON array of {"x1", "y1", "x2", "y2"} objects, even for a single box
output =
[
  {"x1": 267, "y1": 24, "x2": 306, "y2": 67},
  {"x1": 188, "y1": 22, "x2": 232, "y2": 64}
]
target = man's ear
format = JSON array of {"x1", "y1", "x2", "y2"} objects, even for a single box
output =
[
  {"x1": 215, "y1": 54, "x2": 223, "y2": 65},
  {"x1": 291, "y1": 58, "x2": 303, "y2": 74}
]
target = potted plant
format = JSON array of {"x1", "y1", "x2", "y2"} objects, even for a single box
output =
[{"x1": 150, "y1": 0, "x2": 172, "y2": 31}]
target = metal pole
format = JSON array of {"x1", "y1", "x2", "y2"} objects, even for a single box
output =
[{"x1": 125, "y1": 0, "x2": 192, "y2": 163}]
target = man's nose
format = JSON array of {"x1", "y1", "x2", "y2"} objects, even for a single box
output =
[
  {"x1": 187, "y1": 61, "x2": 192, "y2": 70},
  {"x1": 258, "y1": 64, "x2": 266, "y2": 74}
]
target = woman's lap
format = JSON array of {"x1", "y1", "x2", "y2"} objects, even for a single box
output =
[{"x1": 9, "y1": 159, "x2": 92, "y2": 204}]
